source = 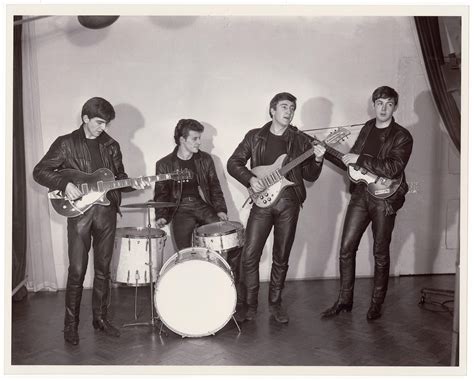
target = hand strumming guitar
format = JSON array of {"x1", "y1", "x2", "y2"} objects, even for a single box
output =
[
  {"x1": 65, "y1": 183, "x2": 83, "y2": 201},
  {"x1": 249, "y1": 176, "x2": 266, "y2": 193}
]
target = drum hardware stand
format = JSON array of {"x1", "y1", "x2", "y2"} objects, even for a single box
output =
[{"x1": 122, "y1": 206, "x2": 162, "y2": 329}]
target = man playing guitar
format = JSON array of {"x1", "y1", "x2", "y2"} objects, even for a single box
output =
[
  {"x1": 321, "y1": 86, "x2": 413, "y2": 321},
  {"x1": 33, "y1": 97, "x2": 150, "y2": 345},
  {"x1": 227, "y1": 92, "x2": 326, "y2": 324}
]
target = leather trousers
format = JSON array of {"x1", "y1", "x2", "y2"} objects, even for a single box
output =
[
  {"x1": 66, "y1": 205, "x2": 117, "y2": 325},
  {"x1": 172, "y1": 198, "x2": 222, "y2": 251},
  {"x1": 172, "y1": 198, "x2": 244, "y2": 304},
  {"x1": 338, "y1": 188, "x2": 396, "y2": 305},
  {"x1": 242, "y1": 197, "x2": 300, "y2": 308}
]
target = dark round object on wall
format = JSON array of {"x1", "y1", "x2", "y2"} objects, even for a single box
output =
[{"x1": 77, "y1": 16, "x2": 119, "y2": 29}]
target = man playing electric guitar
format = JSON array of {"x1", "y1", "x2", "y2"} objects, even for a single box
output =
[
  {"x1": 227, "y1": 92, "x2": 326, "y2": 324},
  {"x1": 33, "y1": 97, "x2": 150, "y2": 345},
  {"x1": 321, "y1": 86, "x2": 413, "y2": 321}
]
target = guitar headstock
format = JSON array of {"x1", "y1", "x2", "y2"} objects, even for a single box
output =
[
  {"x1": 323, "y1": 127, "x2": 351, "y2": 147},
  {"x1": 171, "y1": 168, "x2": 193, "y2": 182}
]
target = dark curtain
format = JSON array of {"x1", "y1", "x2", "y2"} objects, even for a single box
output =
[
  {"x1": 414, "y1": 16, "x2": 461, "y2": 152},
  {"x1": 12, "y1": 16, "x2": 28, "y2": 301}
]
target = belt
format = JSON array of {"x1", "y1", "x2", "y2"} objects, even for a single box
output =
[{"x1": 180, "y1": 196, "x2": 201, "y2": 203}]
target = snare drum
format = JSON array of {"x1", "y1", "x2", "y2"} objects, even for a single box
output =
[
  {"x1": 111, "y1": 227, "x2": 166, "y2": 285},
  {"x1": 154, "y1": 247, "x2": 237, "y2": 337},
  {"x1": 193, "y1": 221, "x2": 244, "y2": 256}
]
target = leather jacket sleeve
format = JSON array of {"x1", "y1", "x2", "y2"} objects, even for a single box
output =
[
  {"x1": 226, "y1": 130, "x2": 255, "y2": 187},
  {"x1": 33, "y1": 136, "x2": 70, "y2": 192},
  {"x1": 356, "y1": 132, "x2": 413, "y2": 179},
  {"x1": 299, "y1": 137, "x2": 323, "y2": 182},
  {"x1": 206, "y1": 158, "x2": 227, "y2": 214}
]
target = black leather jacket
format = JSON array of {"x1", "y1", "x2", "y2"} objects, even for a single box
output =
[
  {"x1": 33, "y1": 126, "x2": 129, "y2": 211},
  {"x1": 154, "y1": 147, "x2": 227, "y2": 222},
  {"x1": 326, "y1": 117, "x2": 413, "y2": 211},
  {"x1": 226, "y1": 121, "x2": 323, "y2": 206}
]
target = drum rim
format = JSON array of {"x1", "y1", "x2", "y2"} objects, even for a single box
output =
[
  {"x1": 115, "y1": 226, "x2": 166, "y2": 239},
  {"x1": 159, "y1": 247, "x2": 231, "y2": 276},
  {"x1": 194, "y1": 221, "x2": 243, "y2": 238}
]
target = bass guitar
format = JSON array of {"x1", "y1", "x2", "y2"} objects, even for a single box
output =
[
  {"x1": 312, "y1": 136, "x2": 403, "y2": 199},
  {"x1": 248, "y1": 128, "x2": 350, "y2": 208},
  {"x1": 48, "y1": 168, "x2": 192, "y2": 218}
]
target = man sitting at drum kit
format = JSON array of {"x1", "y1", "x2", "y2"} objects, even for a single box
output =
[
  {"x1": 154, "y1": 119, "x2": 242, "y2": 297},
  {"x1": 33, "y1": 97, "x2": 150, "y2": 345},
  {"x1": 227, "y1": 92, "x2": 326, "y2": 324}
]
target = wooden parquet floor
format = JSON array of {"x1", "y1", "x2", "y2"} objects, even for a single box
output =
[{"x1": 10, "y1": 275, "x2": 455, "y2": 367}]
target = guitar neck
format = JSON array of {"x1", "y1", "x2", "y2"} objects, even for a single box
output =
[
  {"x1": 279, "y1": 140, "x2": 345, "y2": 176},
  {"x1": 316, "y1": 138, "x2": 345, "y2": 161},
  {"x1": 103, "y1": 174, "x2": 172, "y2": 191}
]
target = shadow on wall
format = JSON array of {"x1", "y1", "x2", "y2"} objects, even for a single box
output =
[
  {"x1": 148, "y1": 16, "x2": 199, "y2": 30},
  {"x1": 289, "y1": 96, "x2": 349, "y2": 280},
  {"x1": 63, "y1": 17, "x2": 112, "y2": 47},
  {"x1": 200, "y1": 122, "x2": 240, "y2": 223},
  {"x1": 107, "y1": 103, "x2": 148, "y2": 226}
]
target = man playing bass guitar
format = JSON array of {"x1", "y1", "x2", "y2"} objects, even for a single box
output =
[
  {"x1": 33, "y1": 97, "x2": 150, "y2": 345},
  {"x1": 321, "y1": 86, "x2": 413, "y2": 321}
]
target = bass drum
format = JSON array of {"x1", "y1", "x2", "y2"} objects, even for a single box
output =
[{"x1": 154, "y1": 247, "x2": 236, "y2": 337}]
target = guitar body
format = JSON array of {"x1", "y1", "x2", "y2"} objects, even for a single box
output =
[
  {"x1": 248, "y1": 155, "x2": 295, "y2": 208},
  {"x1": 347, "y1": 164, "x2": 402, "y2": 199},
  {"x1": 48, "y1": 168, "x2": 115, "y2": 218}
]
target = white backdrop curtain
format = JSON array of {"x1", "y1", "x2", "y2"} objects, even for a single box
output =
[{"x1": 22, "y1": 19, "x2": 58, "y2": 292}]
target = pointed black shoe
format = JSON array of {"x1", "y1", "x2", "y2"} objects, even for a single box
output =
[
  {"x1": 366, "y1": 303, "x2": 382, "y2": 321},
  {"x1": 64, "y1": 325, "x2": 79, "y2": 345},
  {"x1": 321, "y1": 301, "x2": 353, "y2": 318},
  {"x1": 93, "y1": 318, "x2": 121, "y2": 337},
  {"x1": 269, "y1": 304, "x2": 289, "y2": 324}
]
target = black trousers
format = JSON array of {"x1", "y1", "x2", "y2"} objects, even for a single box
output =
[
  {"x1": 65, "y1": 204, "x2": 117, "y2": 326},
  {"x1": 242, "y1": 197, "x2": 300, "y2": 308},
  {"x1": 172, "y1": 198, "x2": 243, "y2": 303},
  {"x1": 338, "y1": 188, "x2": 396, "y2": 305}
]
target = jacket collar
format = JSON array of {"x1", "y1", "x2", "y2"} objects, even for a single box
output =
[
  {"x1": 171, "y1": 145, "x2": 203, "y2": 161},
  {"x1": 75, "y1": 125, "x2": 115, "y2": 146},
  {"x1": 256, "y1": 121, "x2": 295, "y2": 141}
]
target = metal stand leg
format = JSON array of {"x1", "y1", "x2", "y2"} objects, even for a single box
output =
[
  {"x1": 122, "y1": 209, "x2": 159, "y2": 329},
  {"x1": 231, "y1": 315, "x2": 241, "y2": 333}
]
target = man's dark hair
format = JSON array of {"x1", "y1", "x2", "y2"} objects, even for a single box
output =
[
  {"x1": 372, "y1": 86, "x2": 399, "y2": 106},
  {"x1": 174, "y1": 119, "x2": 205, "y2": 145},
  {"x1": 81, "y1": 97, "x2": 116, "y2": 122},
  {"x1": 269, "y1": 92, "x2": 297, "y2": 118}
]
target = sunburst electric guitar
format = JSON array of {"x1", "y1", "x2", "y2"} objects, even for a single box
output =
[
  {"x1": 248, "y1": 128, "x2": 350, "y2": 208},
  {"x1": 48, "y1": 168, "x2": 192, "y2": 218}
]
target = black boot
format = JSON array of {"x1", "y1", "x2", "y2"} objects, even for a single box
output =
[
  {"x1": 92, "y1": 277, "x2": 121, "y2": 337},
  {"x1": 235, "y1": 304, "x2": 257, "y2": 323},
  {"x1": 64, "y1": 284, "x2": 82, "y2": 345},
  {"x1": 269, "y1": 304, "x2": 289, "y2": 324},
  {"x1": 64, "y1": 324, "x2": 79, "y2": 345},
  {"x1": 92, "y1": 317, "x2": 121, "y2": 336},
  {"x1": 366, "y1": 303, "x2": 382, "y2": 320},
  {"x1": 321, "y1": 300, "x2": 353, "y2": 318}
]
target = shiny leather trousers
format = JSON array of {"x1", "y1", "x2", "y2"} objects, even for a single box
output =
[
  {"x1": 338, "y1": 190, "x2": 396, "y2": 305},
  {"x1": 65, "y1": 205, "x2": 117, "y2": 327},
  {"x1": 242, "y1": 198, "x2": 300, "y2": 308},
  {"x1": 172, "y1": 199, "x2": 222, "y2": 251}
]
